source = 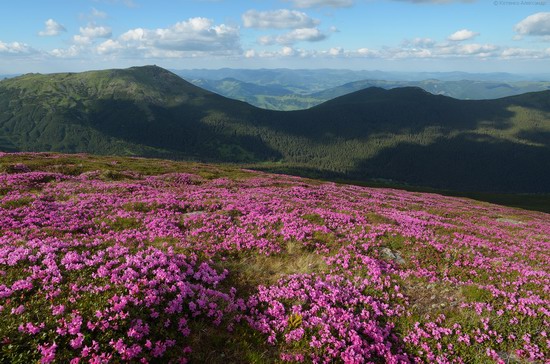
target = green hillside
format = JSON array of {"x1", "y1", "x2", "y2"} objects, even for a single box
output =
[
  {"x1": 1, "y1": 66, "x2": 549, "y2": 193},
  {"x1": 0, "y1": 66, "x2": 274, "y2": 162}
]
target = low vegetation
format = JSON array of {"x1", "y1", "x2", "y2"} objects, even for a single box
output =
[{"x1": 0, "y1": 153, "x2": 548, "y2": 363}]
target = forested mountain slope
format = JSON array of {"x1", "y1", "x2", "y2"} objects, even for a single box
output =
[{"x1": 1, "y1": 66, "x2": 549, "y2": 192}]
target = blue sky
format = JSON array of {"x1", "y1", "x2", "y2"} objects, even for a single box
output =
[{"x1": 1, "y1": 0, "x2": 549, "y2": 73}]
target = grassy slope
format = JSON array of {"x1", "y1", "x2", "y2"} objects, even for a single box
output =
[
  {"x1": 0, "y1": 152, "x2": 548, "y2": 363},
  {"x1": 0, "y1": 66, "x2": 549, "y2": 193}
]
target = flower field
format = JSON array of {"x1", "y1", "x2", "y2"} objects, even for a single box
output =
[{"x1": 0, "y1": 153, "x2": 548, "y2": 363}]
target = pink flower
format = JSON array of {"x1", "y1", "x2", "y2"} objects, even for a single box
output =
[{"x1": 38, "y1": 342, "x2": 57, "y2": 364}]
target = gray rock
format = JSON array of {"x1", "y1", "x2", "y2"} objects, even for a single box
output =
[{"x1": 380, "y1": 247, "x2": 406, "y2": 265}]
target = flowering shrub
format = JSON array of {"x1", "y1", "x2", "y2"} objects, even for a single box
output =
[{"x1": 0, "y1": 153, "x2": 548, "y2": 363}]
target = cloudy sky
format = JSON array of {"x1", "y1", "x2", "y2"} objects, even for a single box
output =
[{"x1": 1, "y1": 0, "x2": 550, "y2": 73}]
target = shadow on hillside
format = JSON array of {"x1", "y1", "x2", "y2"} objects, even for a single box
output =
[
  {"x1": 73, "y1": 91, "x2": 549, "y2": 193},
  {"x1": 350, "y1": 134, "x2": 550, "y2": 193},
  {"x1": 251, "y1": 89, "x2": 526, "y2": 140},
  {"x1": 515, "y1": 129, "x2": 550, "y2": 146},
  {"x1": 68, "y1": 98, "x2": 282, "y2": 163}
]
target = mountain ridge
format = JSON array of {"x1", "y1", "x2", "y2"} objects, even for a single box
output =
[{"x1": 1, "y1": 65, "x2": 549, "y2": 193}]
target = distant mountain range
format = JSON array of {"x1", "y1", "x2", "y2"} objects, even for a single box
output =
[
  {"x1": 174, "y1": 69, "x2": 550, "y2": 110},
  {"x1": 1, "y1": 65, "x2": 549, "y2": 193}
]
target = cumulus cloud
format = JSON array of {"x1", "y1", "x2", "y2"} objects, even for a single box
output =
[
  {"x1": 71, "y1": 24, "x2": 112, "y2": 47},
  {"x1": 440, "y1": 43, "x2": 497, "y2": 55},
  {"x1": 281, "y1": 46, "x2": 295, "y2": 56},
  {"x1": 259, "y1": 28, "x2": 327, "y2": 45},
  {"x1": 0, "y1": 41, "x2": 36, "y2": 55},
  {"x1": 447, "y1": 29, "x2": 479, "y2": 41},
  {"x1": 514, "y1": 12, "x2": 550, "y2": 36},
  {"x1": 328, "y1": 47, "x2": 344, "y2": 56},
  {"x1": 38, "y1": 19, "x2": 67, "y2": 36},
  {"x1": 501, "y1": 47, "x2": 550, "y2": 59},
  {"x1": 242, "y1": 9, "x2": 319, "y2": 29},
  {"x1": 289, "y1": 0, "x2": 354, "y2": 8},
  {"x1": 96, "y1": 39, "x2": 123, "y2": 54},
  {"x1": 385, "y1": 37, "x2": 500, "y2": 59},
  {"x1": 278, "y1": 28, "x2": 327, "y2": 43},
  {"x1": 246, "y1": 46, "x2": 313, "y2": 58},
  {"x1": 73, "y1": 35, "x2": 93, "y2": 45},
  {"x1": 50, "y1": 45, "x2": 82, "y2": 58},
  {"x1": 232, "y1": 42, "x2": 550, "y2": 61},
  {"x1": 80, "y1": 25, "x2": 112, "y2": 39},
  {"x1": 356, "y1": 48, "x2": 380, "y2": 57},
  {"x1": 99, "y1": 17, "x2": 240, "y2": 57}
]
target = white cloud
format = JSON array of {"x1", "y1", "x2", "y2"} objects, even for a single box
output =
[
  {"x1": 0, "y1": 41, "x2": 36, "y2": 55},
  {"x1": 261, "y1": 28, "x2": 328, "y2": 45},
  {"x1": 38, "y1": 19, "x2": 67, "y2": 37},
  {"x1": 402, "y1": 37, "x2": 436, "y2": 48},
  {"x1": 73, "y1": 35, "x2": 93, "y2": 45},
  {"x1": 80, "y1": 25, "x2": 112, "y2": 39},
  {"x1": 71, "y1": 25, "x2": 112, "y2": 47},
  {"x1": 501, "y1": 47, "x2": 549, "y2": 58},
  {"x1": 289, "y1": 0, "x2": 354, "y2": 8},
  {"x1": 221, "y1": 43, "x2": 550, "y2": 62},
  {"x1": 50, "y1": 45, "x2": 81, "y2": 58},
  {"x1": 356, "y1": 48, "x2": 380, "y2": 57},
  {"x1": 96, "y1": 39, "x2": 123, "y2": 54},
  {"x1": 514, "y1": 12, "x2": 550, "y2": 36},
  {"x1": 102, "y1": 17, "x2": 241, "y2": 57},
  {"x1": 447, "y1": 29, "x2": 479, "y2": 41},
  {"x1": 371, "y1": 40, "x2": 499, "y2": 60},
  {"x1": 242, "y1": 9, "x2": 319, "y2": 29},
  {"x1": 450, "y1": 43, "x2": 497, "y2": 55},
  {"x1": 328, "y1": 47, "x2": 344, "y2": 56},
  {"x1": 281, "y1": 46, "x2": 295, "y2": 56}
]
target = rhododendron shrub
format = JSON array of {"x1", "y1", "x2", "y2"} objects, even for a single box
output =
[{"x1": 0, "y1": 153, "x2": 548, "y2": 363}]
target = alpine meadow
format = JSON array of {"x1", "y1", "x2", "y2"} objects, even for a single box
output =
[{"x1": 0, "y1": 0, "x2": 549, "y2": 363}]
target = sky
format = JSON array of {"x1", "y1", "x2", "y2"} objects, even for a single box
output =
[{"x1": 1, "y1": 0, "x2": 550, "y2": 74}]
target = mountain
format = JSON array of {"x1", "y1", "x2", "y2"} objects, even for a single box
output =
[
  {"x1": 1, "y1": 65, "x2": 549, "y2": 193},
  {"x1": 192, "y1": 77, "x2": 292, "y2": 98},
  {"x1": 174, "y1": 68, "x2": 550, "y2": 89},
  {"x1": 311, "y1": 79, "x2": 550, "y2": 102},
  {"x1": 0, "y1": 66, "x2": 273, "y2": 161},
  {"x1": 188, "y1": 78, "x2": 316, "y2": 111},
  {"x1": 256, "y1": 87, "x2": 550, "y2": 192},
  {"x1": 175, "y1": 69, "x2": 550, "y2": 110}
]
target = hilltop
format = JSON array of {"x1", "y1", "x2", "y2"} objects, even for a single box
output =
[
  {"x1": 0, "y1": 65, "x2": 549, "y2": 193},
  {"x1": 0, "y1": 152, "x2": 548, "y2": 363}
]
